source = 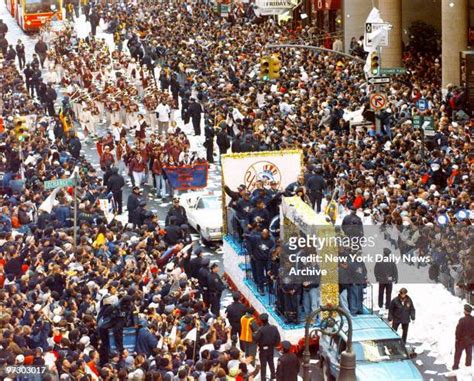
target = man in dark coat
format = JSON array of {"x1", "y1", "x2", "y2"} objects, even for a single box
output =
[
  {"x1": 187, "y1": 98, "x2": 202, "y2": 135},
  {"x1": 189, "y1": 246, "x2": 204, "y2": 279},
  {"x1": 5, "y1": 45, "x2": 16, "y2": 61},
  {"x1": 127, "y1": 186, "x2": 141, "y2": 226},
  {"x1": 453, "y1": 304, "x2": 474, "y2": 370},
  {"x1": 23, "y1": 64, "x2": 34, "y2": 96},
  {"x1": 197, "y1": 258, "x2": 211, "y2": 306},
  {"x1": 89, "y1": 11, "x2": 100, "y2": 36},
  {"x1": 166, "y1": 198, "x2": 188, "y2": 226},
  {"x1": 225, "y1": 292, "x2": 247, "y2": 337},
  {"x1": 204, "y1": 123, "x2": 215, "y2": 163},
  {"x1": 207, "y1": 263, "x2": 225, "y2": 316},
  {"x1": 374, "y1": 248, "x2": 398, "y2": 310},
  {"x1": 68, "y1": 134, "x2": 82, "y2": 159},
  {"x1": 16, "y1": 39, "x2": 26, "y2": 69},
  {"x1": 276, "y1": 341, "x2": 299, "y2": 381},
  {"x1": 254, "y1": 313, "x2": 281, "y2": 381},
  {"x1": 135, "y1": 319, "x2": 158, "y2": 357},
  {"x1": 45, "y1": 84, "x2": 57, "y2": 116},
  {"x1": 106, "y1": 167, "x2": 125, "y2": 214},
  {"x1": 0, "y1": 34, "x2": 8, "y2": 56},
  {"x1": 30, "y1": 67, "x2": 42, "y2": 98},
  {"x1": 0, "y1": 19, "x2": 8, "y2": 35},
  {"x1": 341, "y1": 206, "x2": 364, "y2": 239},
  {"x1": 34, "y1": 38, "x2": 48, "y2": 68},
  {"x1": 216, "y1": 124, "x2": 230, "y2": 158},
  {"x1": 388, "y1": 288, "x2": 416, "y2": 343},
  {"x1": 305, "y1": 166, "x2": 326, "y2": 213}
]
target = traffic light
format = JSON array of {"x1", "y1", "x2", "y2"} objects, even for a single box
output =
[
  {"x1": 269, "y1": 54, "x2": 281, "y2": 79},
  {"x1": 260, "y1": 56, "x2": 270, "y2": 80},
  {"x1": 370, "y1": 51, "x2": 379, "y2": 76}
]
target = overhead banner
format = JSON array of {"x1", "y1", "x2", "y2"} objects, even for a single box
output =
[
  {"x1": 221, "y1": 150, "x2": 303, "y2": 232},
  {"x1": 163, "y1": 163, "x2": 209, "y2": 191},
  {"x1": 254, "y1": 0, "x2": 297, "y2": 16}
]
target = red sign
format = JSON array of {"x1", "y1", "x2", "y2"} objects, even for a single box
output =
[
  {"x1": 370, "y1": 93, "x2": 387, "y2": 111},
  {"x1": 313, "y1": 0, "x2": 341, "y2": 10}
]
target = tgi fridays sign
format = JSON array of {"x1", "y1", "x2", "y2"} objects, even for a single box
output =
[{"x1": 254, "y1": 0, "x2": 297, "y2": 16}]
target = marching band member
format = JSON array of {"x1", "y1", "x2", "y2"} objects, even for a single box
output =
[{"x1": 116, "y1": 137, "x2": 131, "y2": 175}]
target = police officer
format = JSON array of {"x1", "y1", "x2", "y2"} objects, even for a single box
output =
[
  {"x1": 276, "y1": 341, "x2": 299, "y2": 381},
  {"x1": 127, "y1": 186, "x2": 141, "y2": 228},
  {"x1": 254, "y1": 313, "x2": 281, "y2": 381},
  {"x1": 166, "y1": 198, "x2": 188, "y2": 226},
  {"x1": 106, "y1": 167, "x2": 125, "y2": 214},
  {"x1": 15, "y1": 40, "x2": 26, "y2": 70},
  {"x1": 374, "y1": 248, "x2": 398, "y2": 310},
  {"x1": 388, "y1": 288, "x2": 416, "y2": 343},
  {"x1": 189, "y1": 246, "x2": 204, "y2": 279},
  {"x1": 341, "y1": 205, "x2": 364, "y2": 239},
  {"x1": 453, "y1": 304, "x2": 474, "y2": 370},
  {"x1": 305, "y1": 165, "x2": 326, "y2": 213},
  {"x1": 285, "y1": 174, "x2": 306, "y2": 196},
  {"x1": 197, "y1": 258, "x2": 211, "y2": 306},
  {"x1": 225, "y1": 291, "x2": 247, "y2": 337},
  {"x1": 204, "y1": 121, "x2": 215, "y2": 163},
  {"x1": 207, "y1": 263, "x2": 225, "y2": 316}
]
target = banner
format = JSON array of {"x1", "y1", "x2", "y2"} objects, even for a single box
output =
[
  {"x1": 221, "y1": 150, "x2": 303, "y2": 232},
  {"x1": 254, "y1": 0, "x2": 297, "y2": 16},
  {"x1": 163, "y1": 163, "x2": 208, "y2": 190},
  {"x1": 98, "y1": 198, "x2": 114, "y2": 224}
]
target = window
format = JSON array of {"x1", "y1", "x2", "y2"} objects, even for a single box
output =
[
  {"x1": 24, "y1": 0, "x2": 57, "y2": 14},
  {"x1": 352, "y1": 339, "x2": 409, "y2": 362}
]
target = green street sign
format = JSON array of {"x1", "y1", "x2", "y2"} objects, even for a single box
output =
[
  {"x1": 413, "y1": 115, "x2": 435, "y2": 136},
  {"x1": 380, "y1": 67, "x2": 406, "y2": 75},
  {"x1": 44, "y1": 178, "x2": 75, "y2": 190},
  {"x1": 220, "y1": 4, "x2": 230, "y2": 16}
]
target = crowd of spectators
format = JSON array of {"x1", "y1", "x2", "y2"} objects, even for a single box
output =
[{"x1": 0, "y1": 0, "x2": 472, "y2": 379}]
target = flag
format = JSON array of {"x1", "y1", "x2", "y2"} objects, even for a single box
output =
[
  {"x1": 168, "y1": 325, "x2": 177, "y2": 345},
  {"x1": 39, "y1": 188, "x2": 61, "y2": 213},
  {"x1": 39, "y1": 167, "x2": 79, "y2": 214},
  {"x1": 163, "y1": 163, "x2": 208, "y2": 190},
  {"x1": 98, "y1": 198, "x2": 114, "y2": 223},
  {"x1": 184, "y1": 327, "x2": 197, "y2": 342}
]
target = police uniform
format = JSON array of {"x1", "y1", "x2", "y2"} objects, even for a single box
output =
[
  {"x1": 226, "y1": 294, "x2": 247, "y2": 337},
  {"x1": 197, "y1": 259, "x2": 211, "y2": 305},
  {"x1": 207, "y1": 267, "x2": 225, "y2": 316},
  {"x1": 453, "y1": 304, "x2": 474, "y2": 369},
  {"x1": 254, "y1": 313, "x2": 281, "y2": 381}
]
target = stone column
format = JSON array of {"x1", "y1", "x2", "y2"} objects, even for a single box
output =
[
  {"x1": 343, "y1": 0, "x2": 373, "y2": 54},
  {"x1": 379, "y1": 0, "x2": 402, "y2": 67},
  {"x1": 442, "y1": 0, "x2": 468, "y2": 88}
]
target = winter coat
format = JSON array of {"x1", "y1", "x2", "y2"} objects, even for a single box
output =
[
  {"x1": 135, "y1": 327, "x2": 158, "y2": 356},
  {"x1": 388, "y1": 295, "x2": 416, "y2": 324}
]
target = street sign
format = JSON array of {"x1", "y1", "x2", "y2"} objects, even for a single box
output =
[
  {"x1": 413, "y1": 115, "x2": 435, "y2": 136},
  {"x1": 365, "y1": 22, "x2": 389, "y2": 47},
  {"x1": 220, "y1": 4, "x2": 230, "y2": 16},
  {"x1": 370, "y1": 93, "x2": 388, "y2": 111},
  {"x1": 368, "y1": 76, "x2": 391, "y2": 85},
  {"x1": 44, "y1": 178, "x2": 74, "y2": 190},
  {"x1": 380, "y1": 67, "x2": 406, "y2": 75},
  {"x1": 416, "y1": 98, "x2": 428, "y2": 112}
]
